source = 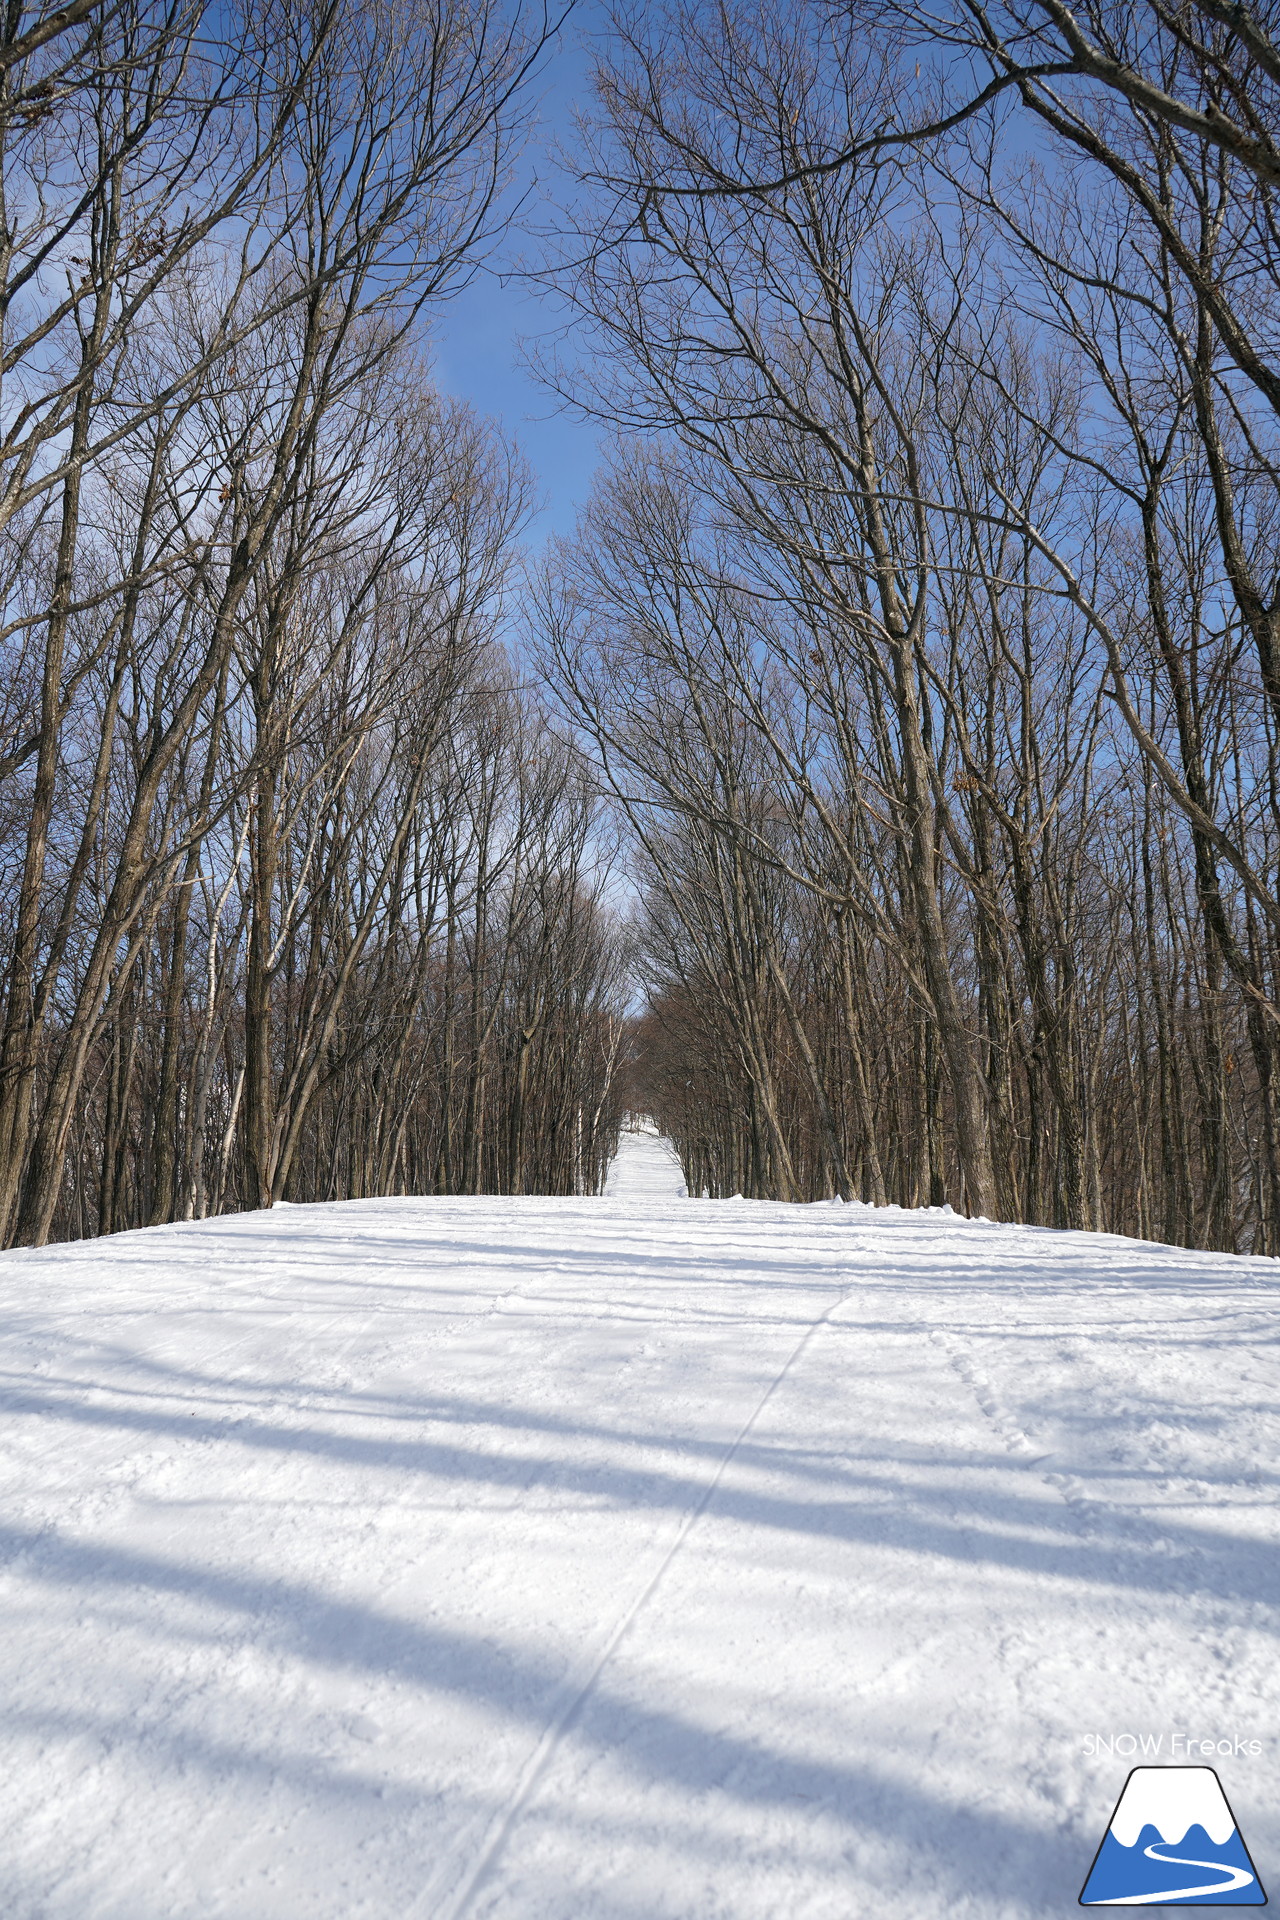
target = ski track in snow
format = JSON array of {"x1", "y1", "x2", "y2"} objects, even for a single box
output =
[{"x1": 0, "y1": 1127, "x2": 1276, "y2": 1918}]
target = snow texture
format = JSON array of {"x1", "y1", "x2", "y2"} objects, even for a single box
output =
[{"x1": 0, "y1": 1122, "x2": 1277, "y2": 1918}]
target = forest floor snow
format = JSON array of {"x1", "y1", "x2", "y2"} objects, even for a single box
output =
[{"x1": 0, "y1": 1127, "x2": 1277, "y2": 1918}]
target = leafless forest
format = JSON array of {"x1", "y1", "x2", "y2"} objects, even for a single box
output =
[
  {"x1": 3, "y1": 0, "x2": 1280, "y2": 1252},
  {"x1": 538, "y1": 0, "x2": 1280, "y2": 1252},
  {"x1": 0, "y1": 0, "x2": 630, "y2": 1247}
]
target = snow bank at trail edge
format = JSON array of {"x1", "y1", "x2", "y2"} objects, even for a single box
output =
[{"x1": 0, "y1": 1128, "x2": 1277, "y2": 1919}]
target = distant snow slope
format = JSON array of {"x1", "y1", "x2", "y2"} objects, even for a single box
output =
[
  {"x1": 603, "y1": 1124, "x2": 687, "y2": 1200},
  {"x1": 0, "y1": 1125, "x2": 1277, "y2": 1919}
]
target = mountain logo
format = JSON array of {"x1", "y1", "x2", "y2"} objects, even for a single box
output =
[{"x1": 1080, "y1": 1765, "x2": 1266, "y2": 1906}]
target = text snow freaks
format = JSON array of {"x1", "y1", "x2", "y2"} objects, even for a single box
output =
[{"x1": 1082, "y1": 1733, "x2": 1263, "y2": 1759}]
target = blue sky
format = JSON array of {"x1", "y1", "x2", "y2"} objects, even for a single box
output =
[{"x1": 428, "y1": 6, "x2": 609, "y2": 549}]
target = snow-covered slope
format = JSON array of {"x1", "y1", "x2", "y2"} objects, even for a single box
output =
[{"x1": 0, "y1": 1126, "x2": 1276, "y2": 1918}]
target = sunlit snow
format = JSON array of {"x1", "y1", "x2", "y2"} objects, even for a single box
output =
[{"x1": 0, "y1": 1124, "x2": 1276, "y2": 1917}]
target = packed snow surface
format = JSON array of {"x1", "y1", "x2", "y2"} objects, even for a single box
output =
[{"x1": 1, "y1": 1125, "x2": 1277, "y2": 1918}]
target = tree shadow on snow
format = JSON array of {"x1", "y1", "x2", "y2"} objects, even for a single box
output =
[{"x1": 0, "y1": 1517, "x2": 1082, "y2": 1916}]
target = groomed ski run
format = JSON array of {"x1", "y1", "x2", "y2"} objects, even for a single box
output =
[{"x1": 0, "y1": 1125, "x2": 1276, "y2": 1918}]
